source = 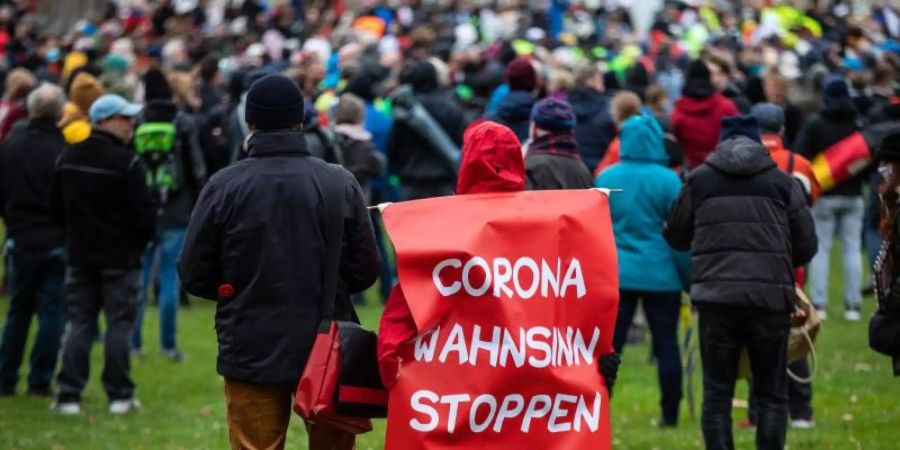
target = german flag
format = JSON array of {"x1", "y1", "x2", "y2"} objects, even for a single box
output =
[{"x1": 811, "y1": 131, "x2": 871, "y2": 192}]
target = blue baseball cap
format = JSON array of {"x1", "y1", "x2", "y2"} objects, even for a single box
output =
[{"x1": 89, "y1": 94, "x2": 142, "y2": 124}]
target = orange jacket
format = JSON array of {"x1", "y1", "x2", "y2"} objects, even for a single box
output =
[{"x1": 761, "y1": 134, "x2": 820, "y2": 205}]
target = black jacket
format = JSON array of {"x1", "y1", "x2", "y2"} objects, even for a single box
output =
[
  {"x1": 388, "y1": 89, "x2": 465, "y2": 186},
  {"x1": 567, "y1": 88, "x2": 616, "y2": 172},
  {"x1": 178, "y1": 130, "x2": 379, "y2": 385},
  {"x1": 50, "y1": 129, "x2": 158, "y2": 269},
  {"x1": 794, "y1": 100, "x2": 862, "y2": 197},
  {"x1": 139, "y1": 100, "x2": 208, "y2": 229},
  {"x1": 484, "y1": 90, "x2": 535, "y2": 143},
  {"x1": 664, "y1": 136, "x2": 817, "y2": 312},
  {"x1": 524, "y1": 133, "x2": 593, "y2": 190},
  {"x1": 0, "y1": 119, "x2": 66, "y2": 251}
]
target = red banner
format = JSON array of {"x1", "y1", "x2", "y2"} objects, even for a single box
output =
[{"x1": 382, "y1": 190, "x2": 619, "y2": 450}]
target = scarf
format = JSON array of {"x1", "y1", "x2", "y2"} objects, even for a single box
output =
[{"x1": 527, "y1": 132, "x2": 581, "y2": 160}]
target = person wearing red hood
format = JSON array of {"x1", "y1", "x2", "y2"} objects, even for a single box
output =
[
  {"x1": 670, "y1": 60, "x2": 739, "y2": 169},
  {"x1": 377, "y1": 120, "x2": 620, "y2": 394}
]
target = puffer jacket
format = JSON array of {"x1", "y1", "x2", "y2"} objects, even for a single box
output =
[
  {"x1": 664, "y1": 135, "x2": 817, "y2": 312},
  {"x1": 597, "y1": 115, "x2": 687, "y2": 292}
]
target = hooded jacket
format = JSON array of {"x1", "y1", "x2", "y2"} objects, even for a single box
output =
[
  {"x1": 567, "y1": 88, "x2": 617, "y2": 171},
  {"x1": 178, "y1": 130, "x2": 379, "y2": 384},
  {"x1": 671, "y1": 93, "x2": 740, "y2": 169},
  {"x1": 664, "y1": 135, "x2": 817, "y2": 312},
  {"x1": 596, "y1": 116, "x2": 687, "y2": 292},
  {"x1": 377, "y1": 121, "x2": 524, "y2": 387},
  {"x1": 484, "y1": 90, "x2": 536, "y2": 143}
]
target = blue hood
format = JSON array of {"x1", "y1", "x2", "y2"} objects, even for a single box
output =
[
  {"x1": 494, "y1": 91, "x2": 537, "y2": 122},
  {"x1": 619, "y1": 115, "x2": 667, "y2": 163}
]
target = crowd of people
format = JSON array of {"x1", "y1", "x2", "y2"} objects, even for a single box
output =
[{"x1": 0, "y1": 0, "x2": 898, "y2": 449}]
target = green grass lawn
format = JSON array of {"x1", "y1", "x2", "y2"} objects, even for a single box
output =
[{"x1": 1, "y1": 246, "x2": 899, "y2": 449}]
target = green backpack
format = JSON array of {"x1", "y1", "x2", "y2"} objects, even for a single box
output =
[{"x1": 133, "y1": 121, "x2": 181, "y2": 203}]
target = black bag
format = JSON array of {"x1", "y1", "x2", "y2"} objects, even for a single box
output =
[{"x1": 294, "y1": 164, "x2": 387, "y2": 431}]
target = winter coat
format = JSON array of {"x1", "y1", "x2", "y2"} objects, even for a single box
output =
[
  {"x1": 664, "y1": 136, "x2": 818, "y2": 312},
  {"x1": 178, "y1": 130, "x2": 379, "y2": 385},
  {"x1": 334, "y1": 123, "x2": 387, "y2": 201},
  {"x1": 793, "y1": 99, "x2": 862, "y2": 197},
  {"x1": 377, "y1": 121, "x2": 525, "y2": 388},
  {"x1": 596, "y1": 115, "x2": 687, "y2": 292},
  {"x1": 484, "y1": 90, "x2": 536, "y2": 143},
  {"x1": 524, "y1": 132, "x2": 593, "y2": 190},
  {"x1": 388, "y1": 89, "x2": 465, "y2": 186},
  {"x1": 670, "y1": 93, "x2": 739, "y2": 168},
  {"x1": 50, "y1": 129, "x2": 158, "y2": 269},
  {"x1": 138, "y1": 100, "x2": 208, "y2": 229},
  {"x1": 0, "y1": 119, "x2": 66, "y2": 251},
  {"x1": 567, "y1": 88, "x2": 617, "y2": 171}
]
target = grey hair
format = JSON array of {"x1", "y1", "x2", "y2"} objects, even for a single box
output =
[{"x1": 27, "y1": 83, "x2": 66, "y2": 121}]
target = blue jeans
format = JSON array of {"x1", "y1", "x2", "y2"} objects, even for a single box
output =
[
  {"x1": 0, "y1": 243, "x2": 66, "y2": 390},
  {"x1": 132, "y1": 228, "x2": 185, "y2": 352},
  {"x1": 809, "y1": 196, "x2": 864, "y2": 309},
  {"x1": 612, "y1": 290, "x2": 683, "y2": 425}
]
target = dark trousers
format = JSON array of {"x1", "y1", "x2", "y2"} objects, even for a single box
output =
[
  {"x1": 0, "y1": 246, "x2": 66, "y2": 390},
  {"x1": 56, "y1": 267, "x2": 141, "y2": 402},
  {"x1": 612, "y1": 290, "x2": 683, "y2": 425},
  {"x1": 699, "y1": 308, "x2": 789, "y2": 450},
  {"x1": 748, "y1": 358, "x2": 813, "y2": 423}
]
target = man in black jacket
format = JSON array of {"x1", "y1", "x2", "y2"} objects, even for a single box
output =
[
  {"x1": 130, "y1": 69, "x2": 208, "y2": 362},
  {"x1": 524, "y1": 98, "x2": 593, "y2": 190},
  {"x1": 389, "y1": 61, "x2": 465, "y2": 200},
  {"x1": 51, "y1": 94, "x2": 157, "y2": 415},
  {"x1": 665, "y1": 116, "x2": 817, "y2": 450},
  {"x1": 178, "y1": 74, "x2": 378, "y2": 450},
  {"x1": 0, "y1": 84, "x2": 67, "y2": 397}
]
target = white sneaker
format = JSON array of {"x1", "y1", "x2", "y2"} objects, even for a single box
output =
[
  {"x1": 791, "y1": 419, "x2": 815, "y2": 429},
  {"x1": 844, "y1": 310, "x2": 861, "y2": 321},
  {"x1": 109, "y1": 398, "x2": 141, "y2": 415},
  {"x1": 50, "y1": 401, "x2": 82, "y2": 415},
  {"x1": 816, "y1": 308, "x2": 827, "y2": 321}
]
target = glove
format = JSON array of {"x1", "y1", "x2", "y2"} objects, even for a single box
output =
[{"x1": 599, "y1": 352, "x2": 621, "y2": 398}]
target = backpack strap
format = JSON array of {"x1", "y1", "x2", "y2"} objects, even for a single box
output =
[
  {"x1": 318, "y1": 165, "x2": 347, "y2": 327},
  {"x1": 787, "y1": 150, "x2": 795, "y2": 175}
]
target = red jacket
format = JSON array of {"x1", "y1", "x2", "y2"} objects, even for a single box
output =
[
  {"x1": 376, "y1": 120, "x2": 525, "y2": 388},
  {"x1": 670, "y1": 93, "x2": 738, "y2": 168}
]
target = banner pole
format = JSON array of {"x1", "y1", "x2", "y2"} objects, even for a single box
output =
[{"x1": 367, "y1": 189, "x2": 622, "y2": 212}]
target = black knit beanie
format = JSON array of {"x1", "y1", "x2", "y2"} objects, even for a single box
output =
[{"x1": 244, "y1": 74, "x2": 304, "y2": 130}]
